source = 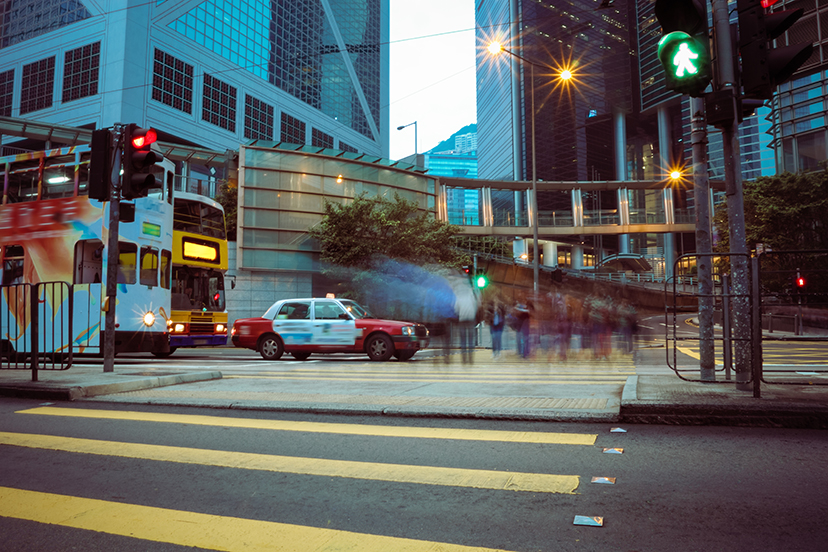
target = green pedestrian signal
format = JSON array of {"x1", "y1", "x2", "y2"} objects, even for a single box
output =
[
  {"x1": 657, "y1": 31, "x2": 711, "y2": 97},
  {"x1": 475, "y1": 273, "x2": 489, "y2": 289}
]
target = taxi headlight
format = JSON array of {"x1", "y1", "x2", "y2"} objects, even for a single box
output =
[
  {"x1": 216, "y1": 324, "x2": 226, "y2": 333},
  {"x1": 173, "y1": 323, "x2": 185, "y2": 333}
]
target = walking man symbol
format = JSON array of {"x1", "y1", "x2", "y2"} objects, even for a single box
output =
[{"x1": 673, "y1": 43, "x2": 699, "y2": 77}]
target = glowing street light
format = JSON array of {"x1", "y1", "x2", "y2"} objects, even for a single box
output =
[{"x1": 487, "y1": 41, "x2": 542, "y2": 292}]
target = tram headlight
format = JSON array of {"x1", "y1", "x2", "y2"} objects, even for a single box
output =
[{"x1": 142, "y1": 311, "x2": 156, "y2": 327}]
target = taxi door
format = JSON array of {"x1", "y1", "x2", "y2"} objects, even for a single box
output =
[
  {"x1": 311, "y1": 300, "x2": 359, "y2": 349},
  {"x1": 272, "y1": 300, "x2": 314, "y2": 345}
]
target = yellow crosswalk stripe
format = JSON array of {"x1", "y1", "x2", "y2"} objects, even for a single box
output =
[
  {"x1": 17, "y1": 407, "x2": 597, "y2": 445},
  {"x1": 0, "y1": 486, "x2": 517, "y2": 552},
  {"x1": 0, "y1": 432, "x2": 580, "y2": 494},
  {"x1": 223, "y1": 375, "x2": 628, "y2": 384}
]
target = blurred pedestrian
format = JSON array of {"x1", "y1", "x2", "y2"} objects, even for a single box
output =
[
  {"x1": 512, "y1": 299, "x2": 532, "y2": 359},
  {"x1": 485, "y1": 294, "x2": 507, "y2": 358},
  {"x1": 451, "y1": 275, "x2": 480, "y2": 365}
]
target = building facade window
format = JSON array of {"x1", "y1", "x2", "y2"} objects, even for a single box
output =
[
  {"x1": 244, "y1": 95, "x2": 274, "y2": 141},
  {"x1": 168, "y1": 0, "x2": 382, "y2": 140},
  {"x1": 151, "y1": 49, "x2": 193, "y2": 114},
  {"x1": 20, "y1": 56, "x2": 55, "y2": 114},
  {"x1": 312, "y1": 128, "x2": 333, "y2": 149},
  {"x1": 338, "y1": 141, "x2": 357, "y2": 154},
  {"x1": 62, "y1": 42, "x2": 100, "y2": 103},
  {"x1": 281, "y1": 112, "x2": 306, "y2": 145},
  {"x1": 0, "y1": 69, "x2": 12, "y2": 116},
  {"x1": 202, "y1": 74, "x2": 237, "y2": 131},
  {"x1": 0, "y1": 0, "x2": 91, "y2": 49}
]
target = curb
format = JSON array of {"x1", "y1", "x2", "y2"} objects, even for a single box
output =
[{"x1": 0, "y1": 371, "x2": 222, "y2": 401}]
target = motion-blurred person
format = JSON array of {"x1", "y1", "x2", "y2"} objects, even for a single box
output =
[
  {"x1": 451, "y1": 275, "x2": 480, "y2": 365},
  {"x1": 618, "y1": 300, "x2": 638, "y2": 354},
  {"x1": 484, "y1": 294, "x2": 507, "y2": 359},
  {"x1": 512, "y1": 298, "x2": 532, "y2": 359}
]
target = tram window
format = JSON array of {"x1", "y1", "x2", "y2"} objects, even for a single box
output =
[
  {"x1": 118, "y1": 242, "x2": 137, "y2": 284},
  {"x1": 6, "y1": 170, "x2": 38, "y2": 203},
  {"x1": 160, "y1": 249, "x2": 172, "y2": 289},
  {"x1": 42, "y1": 171, "x2": 74, "y2": 199},
  {"x1": 2, "y1": 245, "x2": 24, "y2": 285},
  {"x1": 73, "y1": 239, "x2": 104, "y2": 284},
  {"x1": 140, "y1": 246, "x2": 159, "y2": 287}
]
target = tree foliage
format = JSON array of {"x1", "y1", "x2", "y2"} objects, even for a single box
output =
[
  {"x1": 214, "y1": 180, "x2": 238, "y2": 242},
  {"x1": 715, "y1": 166, "x2": 828, "y2": 253},
  {"x1": 309, "y1": 192, "x2": 467, "y2": 270},
  {"x1": 308, "y1": 193, "x2": 469, "y2": 319}
]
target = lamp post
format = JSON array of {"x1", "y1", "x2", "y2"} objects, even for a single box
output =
[
  {"x1": 487, "y1": 42, "x2": 541, "y2": 292},
  {"x1": 396, "y1": 121, "x2": 418, "y2": 155}
]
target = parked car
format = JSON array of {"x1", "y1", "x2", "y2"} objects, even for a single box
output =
[{"x1": 231, "y1": 298, "x2": 430, "y2": 361}]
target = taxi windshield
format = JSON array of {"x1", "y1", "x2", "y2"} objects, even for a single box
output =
[{"x1": 340, "y1": 299, "x2": 373, "y2": 319}]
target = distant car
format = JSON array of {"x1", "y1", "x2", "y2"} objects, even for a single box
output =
[{"x1": 231, "y1": 298, "x2": 430, "y2": 361}]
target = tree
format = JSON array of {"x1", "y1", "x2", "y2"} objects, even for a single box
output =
[
  {"x1": 309, "y1": 192, "x2": 467, "y2": 269},
  {"x1": 714, "y1": 166, "x2": 828, "y2": 299},
  {"x1": 309, "y1": 193, "x2": 469, "y2": 320},
  {"x1": 714, "y1": 166, "x2": 828, "y2": 253},
  {"x1": 214, "y1": 180, "x2": 238, "y2": 242}
]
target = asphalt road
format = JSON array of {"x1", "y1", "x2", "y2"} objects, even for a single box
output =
[{"x1": 1, "y1": 398, "x2": 826, "y2": 551}]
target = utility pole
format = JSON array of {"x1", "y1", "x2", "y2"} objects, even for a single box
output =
[
  {"x1": 690, "y1": 94, "x2": 716, "y2": 382},
  {"x1": 103, "y1": 127, "x2": 122, "y2": 373},
  {"x1": 711, "y1": 0, "x2": 751, "y2": 391}
]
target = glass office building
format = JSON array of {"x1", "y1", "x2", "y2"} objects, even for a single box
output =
[{"x1": 0, "y1": 0, "x2": 390, "y2": 158}]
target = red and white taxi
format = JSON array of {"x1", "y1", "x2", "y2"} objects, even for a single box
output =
[{"x1": 231, "y1": 298, "x2": 429, "y2": 361}]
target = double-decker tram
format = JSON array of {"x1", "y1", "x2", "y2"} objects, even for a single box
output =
[
  {"x1": 0, "y1": 144, "x2": 173, "y2": 367},
  {"x1": 161, "y1": 190, "x2": 228, "y2": 357}
]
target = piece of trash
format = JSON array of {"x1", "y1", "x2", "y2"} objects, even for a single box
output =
[
  {"x1": 610, "y1": 427, "x2": 627, "y2": 433},
  {"x1": 603, "y1": 447, "x2": 624, "y2": 454},
  {"x1": 573, "y1": 515, "x2": 603, "y2": 527},
  {"x1": 39, "y1": 402, "x2": 54, "y2": 406},
  {"x1": 591, "y1": 477, "x2": 616, "y2": 484}
]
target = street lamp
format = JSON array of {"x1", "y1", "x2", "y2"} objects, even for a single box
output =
[
  {"x1": 487, "y1": 41, "x2": 541, "y2": 292},
  {"x1": 396, "y1": 121, "x2": 418, "y2": 155}
]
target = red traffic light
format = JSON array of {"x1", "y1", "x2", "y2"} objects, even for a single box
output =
[
  {"x1": 131, "y1": 128, "x2": 157, "y2": 149},
  {"x1": 761, "y1": 0, "x2": 780, "y2": 7},
  {"x1": 796, "y1": 276, "x2": 806, "y2": 288}
]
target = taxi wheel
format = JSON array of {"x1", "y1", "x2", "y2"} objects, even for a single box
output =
[
  {"x1": 366, "y1": 334, "x2": 394, "y2": 361},
  {"x1": 394, "y1": 350, "x2": 415, "y2": 361},
  {"x1": 259, "y1": 334, "x2": 284, "y2": 361},
  {"x1": 292, "y1": 352, "x2": 311, "y2": 361}
]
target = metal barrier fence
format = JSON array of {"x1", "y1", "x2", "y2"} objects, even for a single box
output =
[
  {"x1": 666, "y1": 251, "x2": 828, "y2": 395},
  {"x1": 1, "y1": 282, "x2": 73, "y2": 380}
]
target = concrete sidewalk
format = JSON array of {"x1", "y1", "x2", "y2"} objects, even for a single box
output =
[{"x1": 1, "y1": 351, "x2": 827, "y2": 428}]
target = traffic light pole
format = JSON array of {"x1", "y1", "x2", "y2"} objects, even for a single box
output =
[
  {"x1": 690, "y1": 95, "x2": 716, "y2": 382},
  {"x1": 103, "y1": 128, "x2": 123, "y2": 373},
  {"x1": 712, "y1": 0, "x2": 752, "y2": 391}
]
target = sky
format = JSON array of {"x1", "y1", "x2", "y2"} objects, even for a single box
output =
[{"x1": 388, "y1": 0, "x2": 477, "y2": 160}]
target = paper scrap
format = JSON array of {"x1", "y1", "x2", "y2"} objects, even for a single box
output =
[
  {"x1": 573, "y1": 515, "x2": 604, "y2": 527},
  {"x1": 591, "y1": 477, "x2": 616, "y2": 484},
  {"x1": 610, "y1": 427, "x2": 627, "y2": 433},
  {"x1": 603, "y1": 447, "x2": 624, "y2": 454}
]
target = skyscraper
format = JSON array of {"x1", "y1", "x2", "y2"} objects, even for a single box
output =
[{"x1": 0, "y1": 0, "x2": 389, "y2": 158}]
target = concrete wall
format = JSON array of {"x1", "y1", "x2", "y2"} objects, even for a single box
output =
[{"x1": 225, "y1": 242, "x2": 313, "y2": 331}]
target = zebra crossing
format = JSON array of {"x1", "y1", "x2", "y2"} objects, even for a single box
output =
[{"x1": 0, "y1": 405, "x2": 627, "y2": 551}]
